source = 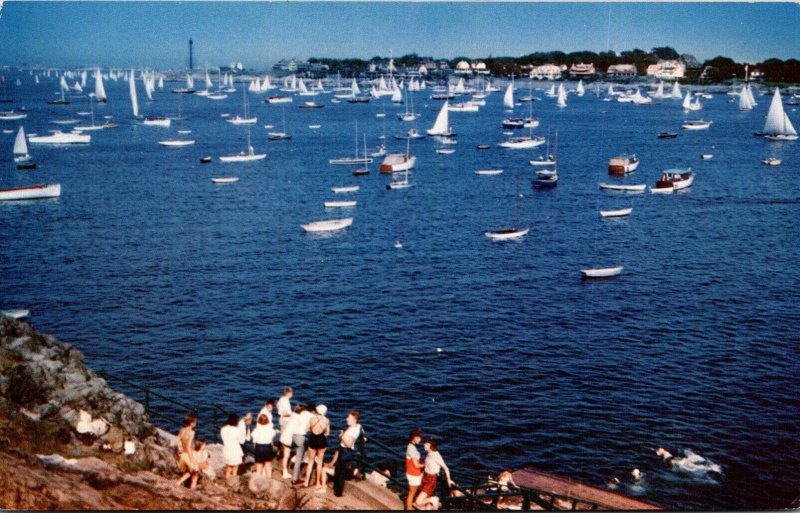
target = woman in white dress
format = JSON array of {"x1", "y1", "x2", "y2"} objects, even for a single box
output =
[{"x1": 221, "y1": 413, "x2": 245, "y2": 478}]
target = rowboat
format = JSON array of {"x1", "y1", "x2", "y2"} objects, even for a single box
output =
[
  {"x1": 0, "y1": 183, "x2": 61, "y2": 201},
  {"x1": 1, "y1": 309, "x2": 30, "y2": 319},
  {"x1": 485, "y1": 228, "x2": 529, "y2": 241},
  {"x1": 475, "y1": 169, "x2": 503, "y2": 176},
  {"x1": 600, "y1": 208, "x2": 633, "y2": 218},
  {"x1": 681, "y1": 120, "x2": 713, "y2": 130},
  {"x1": 599, "y1": 183, "x2": 646, "y2": 192},
  {"x1": 581, "y1": 266, "x2": 623, "y2": 279},
  {"x1": 212, "y1": 177, "x2": 239, "y2": 184},
  {"x1": 331, "y1": 186, "x2": 360, "y2": 193},
  {"x1": 301, "y1": 217, "x2": 353, "y2": 233},
  {"x1": 324, "y1": 200, "x2": 357, "y2": 208},
  {"x1": 158, "y1": 139, "x2": 195, "y2": 147}
]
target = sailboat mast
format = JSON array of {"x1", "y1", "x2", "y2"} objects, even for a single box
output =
[{"x1": 514, "y1": 168, "x2": 520, "y2": 229}]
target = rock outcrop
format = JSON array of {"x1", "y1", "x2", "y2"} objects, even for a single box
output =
[{"x1": 0, "y1": 316, "x2": 397, "y2": 509}]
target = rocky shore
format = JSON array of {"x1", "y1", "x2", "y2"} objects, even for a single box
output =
[{"x1": 0, "y1": 316, "x2": 397, "y2": 510}]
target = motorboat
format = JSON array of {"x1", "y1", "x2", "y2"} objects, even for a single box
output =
[
  {"x1": 380, "y1": 152, "x2": 416, "y2": 173},
  {"x1": 581, "y1": 266, "x2": 623, "y2": 279},
  {"x1": 301, "y1": 217, "x2": 353, "y2": 233},
  {"x1": 651, "y1": 168, "x2": 694, "y2": 193},
  {"x1": 266, "y1": 95, "x2": 293, "y2": 104},
  {"x1": 681, "y1": 120, "x2": 713, "y2": 130},
  {"x1": 143, "y1": 117, "x2": 171, "y2": 127},
  {"x1": 608, "y1": 155, "x2": 640, "y2": 175},
  {"x1": 761, "y1": 157, "x2": 782, "y2": 166},
  {"x1": 498, "y1": 135, "x2": 545, "y2": 149},
  {"x1": 0, "y1": 183, "x2": 61, "y2": 201},
  {"x1": 501, "y1": 118, "x2": 524, "y2": 129},
  {"x1": 299, "y1": 101, "x2": 323, "y2": 109}
]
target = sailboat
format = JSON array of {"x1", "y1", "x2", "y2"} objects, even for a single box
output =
[
  {"x1": 485, "y1": 169, "x2": 529, "y2": 240},
  {"x1": 74, "y1": 94, "x2": 105, "y2": 131},
  {"x1": 330, "y1": 123, "x2": 373, "y2": 165},
  {"x1": 427, "y1": 100, "x2": 455, "y2": 136},
  {"x1": 219, "y1": 125, "x2": 266, "y2": 162},
  {"x1": 762, "y1": 88, "x2": 798, "y2": 141},
  {"x1": 351, "y1": 135, "x2": 371, "y2": 176},
  {"x1": 398, "y1": 89, "x2": 419, "y2": 121},
  {"x1": 682, "y1": 92, "x2": 702, "y2": 111},
  {"x1": 228, "y1": 87, "x2": 257, "y2": 125},
  {"x1": 556, "y1": 83, "x2": 567, "y2": 108},
  {"x1": 532, "y1": 129, "x2": 559, "y2": 188},
  {"x1": 171, "y1": 72, "x2": 196, "y2": 94},
  {"x1": 128, "y1": 69, "x2": 139, "y2": 118},
  {"x1": 671, "y1": 82, "x2": 683, "y2": 99},
  {"x1": 502, "y1": 77, "x2": 523, "y2": 129},
  {"x1": 47, "y1": 77, "x2": 71, "y2": 105},
  {"x1": 94, "y1": 68, "x2": 107, "y2": 103},
  {"x1": 267, "y1": 109, "x2": 291, "y2": 140},
  {"x1": 13, "y1": 126, "x2": 35, "y2": 169},
  {"x1": 576, "y1": 80, "x2": 585, "y2": 97}
]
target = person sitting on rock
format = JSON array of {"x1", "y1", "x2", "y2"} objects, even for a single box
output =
[{"x1": 195, "y1": 439, "x2": 215, "y2": 483}]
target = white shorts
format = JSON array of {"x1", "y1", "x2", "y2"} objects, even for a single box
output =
[{"x1": 406, "y1": 473, "x2": 422, "y2": 486}]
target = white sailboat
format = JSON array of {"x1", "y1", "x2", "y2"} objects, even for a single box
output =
[
  {"x1": 683, "y1": 92, "x2": 702, "y2": 111},
  {"x1": 503, "y1": 79, "x2": 514, "y2": 110},
  {"x1": 485, "y1": 169, "x2": 528, "y2": 240},
  {"x1": 219, "y1": 126, "x2": 266, "y2": 162},
  {"x1": 228, "y1": 87, "x2": 257, "y2": 124},
  {"x1": 671, "y1": 82, "x2": 683, "y2": 99},
  {"x1": 427, "y1": 100, "x2": 455, "y2": 136},
  {"x1": 763, "y1": 88, "x2": 798, "y2": 140},
  {"x1": 576, "y1": 80, "x2": 585, "y2": 96},
  {"x1": 330, "y1": 123, "x2": 373, "y2": 165},
  {"x1": 13, "y1": 126, "x2": 31, "y2": 162},
  {"x1": 556, "y1": 83, "x2": 567, "y2": 108},
  {"x1": 738, "y1": 83, "x2": 754, "y2": 111},
  {"x1": 94, "y1": 68, "x2": 107, "y2": 102},
  {"x1": 128, "y1": 68, "x2": 139, "y2": 118}
]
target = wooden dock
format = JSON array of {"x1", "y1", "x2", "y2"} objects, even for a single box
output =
[{"x1": 513, "y1": 467, "x2": 662, "y2": 510}]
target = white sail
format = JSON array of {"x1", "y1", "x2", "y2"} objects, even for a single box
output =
[
  {"x1": 455, "y1": 78, "x2": 466, "y2": 94},
  {"x1": 654, "y1": 81, "x2": 665, "y2": 98},
  {"x1": 80, "y1": 70, "x2": 87, "y2": 87},
  {"x1": 298, "y1": 78, "x2": 309, "y2": 94},
  {"x1": 548, "y1": 84, "x2": 556, "y2": 96},
  {"x1": 261, "y1": 75, "x2": 273, "y2": 92},
  {"x1": 13, "y1": 126, "x2": 29, "y2": 156},
  {"x1": 764, "y1": 88, "x2": 797, "y2": 136},
  {"x1": 94, "y1": 68, "x2": 106, "y2": 101},
  {"x1": 187, "y1": 73, "x2": 194, "y2": 89},
  {"x1": 391, "y1": 86, "x2": 403, "y2": 103},
  {"x1": 205, "y1": 71, "x2": 213, "y2": 89},
  {"x1": 556, "y1": 83, "x2": 567, "y2": 108},
  {"x1": 129, "y1": 68, "x2": 139, "y2": 117},
  {"x1": 378, "y1": 76, "x2": 388, "y2": 92},
  {"x1": 158, "y1": 75, "x2": 164, "y2": 89},
  {"x1": 427, "y1": 100, "x2": 450, "y2": 135},
  {"x1": 35, "y1": 75, "x2": 40, "y2": 84},
  {"x1": 739, "y1": 84, "x2": 753, "y2": 111},
  {"x1": 576, "y1": 80, "x2": 585, "y2": 96},
  {"x1": 503, "y1": 81, "x2": 514, "y2": 110},
  {"x1": 351, "y1": 78, "x2": 361, "y2": 96},
  {"x1": 671, "y1": 82, "x2": 682, "y2": 99},
  {"x1": 607, "y1": 84, "x2": 614, "y2": 96},
  {"x1": 682, "y1": 92, "x2": 693, "y2": 110},
  {"x1": 59, "y1": 75, "x2": 68, "y2": 91},
  {"x1": 746, "y1": 83, "x2": 757, "y2": 107}
]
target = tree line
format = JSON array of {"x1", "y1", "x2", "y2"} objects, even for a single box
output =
[{"x1": 307, "y1": 47, "x2": 800, "y2": 84}]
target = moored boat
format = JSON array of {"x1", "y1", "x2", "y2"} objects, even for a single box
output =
[
  {"x1": 681, "y1": 120, "x2": 713, "y2": 130},
  {"x1": 332, "y1": 185, "x2": 360, "y2": 193},
  {"x1": 608, "y1": 155, "x2": 640, "y2": 175},
  {"x1": 651, "y1": 168, "x2": 694, "y2": 193},
  {"x1": 301, "y1": 217, "x2": 353, "y2": 233},
  {"x1": 600, "y1": 208, "x2": 633, "y2": 218},
  {"x1": 475, "y1": 169, "x2": 503, "y2": 176},
  {"x1": 761, "y1": 157, "x2": 781, "y2": 166},
  {"x1": 324, "y1": 200, "x2": 357, "y2": 208},
  {"x1": 28, "y1": 130, "x2": 90, "y2": 144},
  {"x1": 581, "y1": 266, "x2": 623, "y2": 279},
  {"x1": 158, "y1": 139, "x2": 195, "y2": 147},
  {"x1": 0, "y1": 183, "x2": 61, "y2": 201},
  {"x1": 658, "y1": 132, "x2": 678, "y2": 139},
  {"x1": 599, "y1": 182, "x2": 647, "y2": 192},
  {"x1": 211, "y1": 177, "x2": 239, "y2": 184}
]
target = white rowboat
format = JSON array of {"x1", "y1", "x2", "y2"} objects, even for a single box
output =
[
  {"x1": 301, "y1": 217, "x2": 353, "y2": 233},
  {"x1": 212, "y1": 177, "x2": 239, "y2": 184},
  {"x1": 600, "y1": 208, "x2": 633, "y2": 218},
  {"x1": 599, "y1": 183, "x2": 646, "y2": 192},
  {"x1": 158, "y1": 139, "x2": 195, "y2": 147},
  {"x1": 332, "y1": 185, "x2": 360, "y2": 193},
  {"x1": 324, "y1": 200, "x2": 357, "y2": 208},
  {"x1": 475, "y1": 169, "x2": 503, "y2": 176},
  {"x1": 0, "y1": 183, "x2": 61, "y2": 201},
  {"x1": 581, "y1": 266, "x2": 623, "y2": 279}
]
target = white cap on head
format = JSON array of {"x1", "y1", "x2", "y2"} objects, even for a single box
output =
[{"x1": 316, "y1": 404, "x2": 327, "y2": 416}]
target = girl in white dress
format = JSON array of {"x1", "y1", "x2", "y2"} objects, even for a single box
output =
[{"x1": 221, "y1": 413, "x2": 245, "y2": 478}]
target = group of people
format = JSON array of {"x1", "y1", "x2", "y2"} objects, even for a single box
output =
[
  {"x1": 173, "y1": 387, "x2": 472, "y2": 510},
  {"x1": 174, "y1": 387, "x2": 364, "y2": 498}
]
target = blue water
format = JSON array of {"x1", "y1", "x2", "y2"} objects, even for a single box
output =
[{"x1": 1, "y1": 75, "x2": 799, "y2": 510}]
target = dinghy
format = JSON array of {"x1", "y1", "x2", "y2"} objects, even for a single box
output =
[
  {"x1": 475, "y1": 169, "x2": 503, "y2": 176},
  {"x1": 301, "y1": 217, "x2": 353, "y2": 233},
  {"x1": 158, "y1": 139, "x2": 195, "y2": 147},
  {"x1": 212, "y1": 177, "x2": 239, "y2": 184},
  {"x1": 761, "y1": 157, "x2": 781, "y2": 166},
  {"x1": 600, "y1": 208, "x2": 633, "y2": 218},
  {"x1": 581, "y1": 266, "x2": 623, "y2": 279},
  {"x1": 331, "y1": 185, "x2": 360, "y2": 193},
  {"x1": 599, "y1": 183, "x2": 646, "y2": 192},
  {"x1": 324, "y1": 200, "x2": 357, "y2": 208}
]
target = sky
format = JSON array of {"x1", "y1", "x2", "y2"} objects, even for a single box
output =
[{"x1": 0, "y1": 2, "x2": 798, "y2": 69}]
